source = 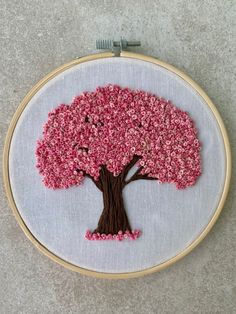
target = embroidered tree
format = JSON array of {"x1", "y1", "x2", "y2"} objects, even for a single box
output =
[{"x1": 36, "y1": 84, "x2": 201, "y2": 240}]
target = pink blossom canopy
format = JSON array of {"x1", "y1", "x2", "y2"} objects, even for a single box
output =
[{"x1": 36, "y1": 84, "x2": 201, "y2": 190}]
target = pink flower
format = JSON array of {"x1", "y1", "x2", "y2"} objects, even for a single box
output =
[
  {"x1": 36, "y1": 84, "x2": 201, "y2": 191},
  {"x1": 84, "y1": 230, "x2": 142, "y2": 241}
]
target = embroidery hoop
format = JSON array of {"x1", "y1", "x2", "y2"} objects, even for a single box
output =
[{"x1": 3, "y1": 51, "x2": 231, "y2": 279}]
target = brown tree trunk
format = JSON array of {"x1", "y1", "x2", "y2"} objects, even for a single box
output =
[{"x1": 93, "y1": 168, "x2": 131, "y2": 235}]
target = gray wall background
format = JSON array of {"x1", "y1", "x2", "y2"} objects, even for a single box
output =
[{"x1": 0, "y1": 1, "x2": 235, "y2": 313}]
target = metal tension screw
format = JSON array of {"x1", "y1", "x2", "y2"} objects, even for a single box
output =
[{"x1": 96, "y1": 38, "x2": 141, "y2": 53}]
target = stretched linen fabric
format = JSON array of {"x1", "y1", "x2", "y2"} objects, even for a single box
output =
[{"x1": 9, "y1": 57, "x2": 226, "y2": 273}]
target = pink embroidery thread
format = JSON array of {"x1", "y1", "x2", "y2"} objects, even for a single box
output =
[
  {"x1": 85, "y1": 230, "x2": 141, "y2": 241},
  {"x1": 36, "y1": 84, "x2": 201, "y2": 240}
]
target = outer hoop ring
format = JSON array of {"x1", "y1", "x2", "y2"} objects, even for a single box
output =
[{"x1": 3, "y1": 51, "x2": 231, "y2": 279}]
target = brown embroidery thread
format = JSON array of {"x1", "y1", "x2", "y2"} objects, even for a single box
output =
[
  {"x1": 85, "y1": 156, "x2": 155, "y2": 235},
  {"x1": 36, "y1": 85, "x2": 202, "y2": 241}
]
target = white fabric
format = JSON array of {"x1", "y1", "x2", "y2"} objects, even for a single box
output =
[{"x1": 9, "y1": 57, "x2": 226, "y2": 273}]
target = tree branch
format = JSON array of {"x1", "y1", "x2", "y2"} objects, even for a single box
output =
[
  {"x1": 122, "y1": 155, "x2": 141, "y2": 180},
  {"x1": 121, "y1": 155, "x2": 157, "y2": 186},
  {"x1": 86, "y1": 174, "x2": 103, "y2": 191},
  {"x1": 124, "y1": 167, "x2": 142, "y2": 185},
  {"x1": 124, "y1": 169, "x2": 156, "y2": 186},
  {"x1": 76, "y1": 169, "x2": 103, "y2": 191}
]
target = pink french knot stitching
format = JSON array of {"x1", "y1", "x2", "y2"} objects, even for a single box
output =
[
  {"x1": 85, "y1": 230, "x2": 142, "y2": 241},
  {"x1": 35, "y1": 84, "x2": 202, "y2": 241},
  {"x1": 36, "y1": 84, "x2": 201, "y2": 190}
]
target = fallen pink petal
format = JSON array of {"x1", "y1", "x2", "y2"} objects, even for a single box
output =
[{"x1": 85, "y1": 230, "x2": 142, "y2": 241}]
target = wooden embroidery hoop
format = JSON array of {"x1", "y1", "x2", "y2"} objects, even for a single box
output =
[{"x1": 3, "y1": 51, "x2": 231, "y2": 279}]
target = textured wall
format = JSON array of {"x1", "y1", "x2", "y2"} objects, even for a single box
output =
[{"x1": 0, "y1": 1, "x2": 235, "y2": 313}]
